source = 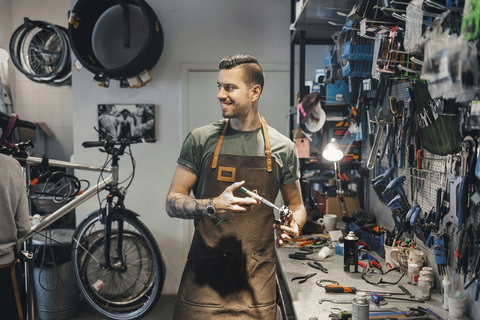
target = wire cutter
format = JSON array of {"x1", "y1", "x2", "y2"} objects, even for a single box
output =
[
  {"x1": 308, "y1": 261, "x2": 328, "y2": 273},
  {"x1": 291, "y1": 272, "x2": 317, "y2": 284}
]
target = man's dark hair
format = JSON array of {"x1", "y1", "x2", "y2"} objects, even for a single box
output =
[{"x1": 219, "y1": 54, "x2": 264, "y2": 92}]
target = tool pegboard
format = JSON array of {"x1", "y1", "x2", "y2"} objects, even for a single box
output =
[{"x1": 363, "y1": 78, "x2": 480, "y2": 285}]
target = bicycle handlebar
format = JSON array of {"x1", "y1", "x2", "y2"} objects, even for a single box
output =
[
  {"x1": 0, "y1": 111, "x2": 36, "y2": 130},
  {"x1": 82, "y1": 137, "x2": 155, "y2": 148}
]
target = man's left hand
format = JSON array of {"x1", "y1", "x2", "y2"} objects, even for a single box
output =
[{"x1": 273, "y1": 216, "x2": 299, "y2": 248}]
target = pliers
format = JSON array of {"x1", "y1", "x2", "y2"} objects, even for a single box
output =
[
  {"x1": 291, "y1": 272, "x2": 317, "y2": 284},
  {"x1": 308, "y1": 261, "x2": 328, "y2": 273}
]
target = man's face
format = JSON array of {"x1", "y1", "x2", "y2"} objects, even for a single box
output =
[{"x1": 217, "y1": 66, "x2": 255, "y2": 120}]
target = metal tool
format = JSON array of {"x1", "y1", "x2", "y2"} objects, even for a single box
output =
[
  {"x1": 288, "y1": 252, "x2": 323, "y2": 261},
  {"x1": 239, "y1": 186, "x2": 291, "y2": 224},
  {"x1": 383, "y1": 175, "x2": 410, "y2": 210},
  {"x1": 442, "y1": 153, "x2": 465, "y2": 229},
  {"x1": 291, "y1": 272, "x2": 316, "y2": 284},
  {"x1": 308, "y1": 261, "x2": 328, "y2": 273},
  {"x1": 367, "y1": 108, "x2": 393, "y2": 170},
  {"x1": 324, "y1": 285, "x2": 404, "y2": 295},
  {"x1": 398, "y1": 285, "x2": 414, "y2": 298},
  {"x1": 371, "y1": 292, "x2": 425, "y2": 303},
  {"x1": 319, "y1": 299, "x2": 352, "y2": 304},
  {"x1": 239, "y1": 186, "x2": 279, "y2": 210}
]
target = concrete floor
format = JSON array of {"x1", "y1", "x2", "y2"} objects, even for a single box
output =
[{"x1": 67, "y1": 294, "x2": 176, "y2": 320}]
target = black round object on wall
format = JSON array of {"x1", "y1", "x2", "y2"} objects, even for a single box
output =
[
  {"x1": 9, "y1": 18, "x2": 72, "y2": 86},
  {"x1": 68, "y1": 0, "x2": 164, "y2": 86}
]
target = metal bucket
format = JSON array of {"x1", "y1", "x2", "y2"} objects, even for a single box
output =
[{"x1": 32, "y1": 229, "x2": 78, "y2": 320}]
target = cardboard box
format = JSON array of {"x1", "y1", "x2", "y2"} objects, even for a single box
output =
[{"x1": 325, "y1": 196, "x2": 360, "y2": 221}]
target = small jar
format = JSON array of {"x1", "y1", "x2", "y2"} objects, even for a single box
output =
[
  {"x1": 420, "y1": 268, "x2": 434, "y2": 288},
  {"x1": 421, "y1": 267, "x2": 434, "y2": 288},
  {"x1": 408, "y1": 263, "x2": 420, "y2": 285},
  {"x1": 416, "y1": 276, "x2": 431, "y2": 300}
]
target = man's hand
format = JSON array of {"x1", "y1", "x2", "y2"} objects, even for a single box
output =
[
  {"x1": 214, "y1": 181, "x2": 258, "y2": 221},
  {"x1": 273, "y1": 213, "x2": 300, "y2": 248}
]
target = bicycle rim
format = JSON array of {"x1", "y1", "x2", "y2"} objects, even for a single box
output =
[{"x1": 71, "y1": 209, "x2": 165, "y2": 319}]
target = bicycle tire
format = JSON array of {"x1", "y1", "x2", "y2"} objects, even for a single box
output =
[
  {"x1": 71, "y1": 209, "x2": 165, "y2": 320},
  {"x1": 9, "y1": 19, "x2": 71, "y2": 84}
]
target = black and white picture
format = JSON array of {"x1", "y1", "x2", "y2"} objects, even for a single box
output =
[{"x1": 98, "y1": 104, "x2": 156, "y2": 142}]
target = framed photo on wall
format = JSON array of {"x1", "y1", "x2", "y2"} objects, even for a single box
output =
[{"x1": 97, "y1": 104, "x2": 156, "y2": 142}]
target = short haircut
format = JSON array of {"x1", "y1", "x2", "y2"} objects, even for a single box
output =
[{"x1": 219, "y1": 54, "x2": 264, "y2": 92}]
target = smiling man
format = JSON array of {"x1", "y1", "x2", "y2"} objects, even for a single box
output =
[{"x1": 165, "y1": 54, "x2": 306, "y2": 320}]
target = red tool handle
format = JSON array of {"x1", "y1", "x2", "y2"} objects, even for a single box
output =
[{"x1": 325, "y1": 285, "x2": 356, "y2": 293}]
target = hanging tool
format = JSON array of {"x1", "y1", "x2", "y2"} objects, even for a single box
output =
[
  {"x1": 291, "y1": 272, "x2": 317, "y2": 284},
  {"x1": 367, "y1": 108, "x2": 393, "y2": 170},
  {"x1": 383, "y1": 175, "x2": 410, "y2": 210},
  {"x1": 324, "y1": 285, "x2": 404, "y2": 295},
  {"x1": 463, "y1": 244, "x2": 480, "y2": 301}
]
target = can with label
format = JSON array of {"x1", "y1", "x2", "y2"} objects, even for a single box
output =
[{"x1": 352, "y1": 292, "x2": 369, "y2": 320}]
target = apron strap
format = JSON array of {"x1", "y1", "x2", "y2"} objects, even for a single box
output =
[
  {"x1": 11, "y1": 260, "x2": 24, "y2": 320},
  {"x1": 211, "y1": 117, "x2": 273, "y2": 173},
  {"x1": 260, "y1": 116, "x2": 273, "y2": 172},
  {"x1": 211, "y1": 119, "x2": 229, "y2": 169}
]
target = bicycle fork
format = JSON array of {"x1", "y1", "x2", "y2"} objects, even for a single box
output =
[{"x1": 102, "y1": 194, "x2": 126, "y2": 271}]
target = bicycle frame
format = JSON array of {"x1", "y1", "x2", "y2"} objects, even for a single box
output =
[{"x1": 17, "y1": 156, "x2": 116, "y2": 243}]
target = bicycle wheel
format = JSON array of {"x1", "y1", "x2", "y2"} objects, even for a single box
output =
[{"x1": 71, "y1": 209, "x2": 165, "y2": 319}]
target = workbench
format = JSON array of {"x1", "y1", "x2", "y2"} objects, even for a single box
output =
[{"x1": 275, "y1": 244, "x2": 468, "y2": 320}]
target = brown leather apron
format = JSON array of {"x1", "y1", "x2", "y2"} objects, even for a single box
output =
[{"x1": 174, "y1": 117, "x2": 279, "y2": 320}]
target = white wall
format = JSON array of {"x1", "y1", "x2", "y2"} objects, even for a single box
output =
[
  {"x1": 7, "y1": 0, "x2": 74, "y2": 160},
  {"x1": 69, "y1": 0, "x2": 292, "y2": 294},
  {"x1": 0, "y1": 0, "x2": 331, "y2": 296}
]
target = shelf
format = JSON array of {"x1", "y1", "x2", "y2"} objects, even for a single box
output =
[{"x1": 291, "y1": 0, "x2": 357, "y2": 43}]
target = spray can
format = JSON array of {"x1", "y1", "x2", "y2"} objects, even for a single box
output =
[
  {"x1": 352, "y1": 292, "x2": 369, "y2": 320},
  {"x1": 441, "y1": 274, "x2": 451, "y2": 310},
  {"x1": 344, "y1": 231, "x2": 359, "y2": 272}
]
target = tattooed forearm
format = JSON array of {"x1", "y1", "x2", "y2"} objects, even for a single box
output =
[{"x1": 166, "y1": 193, "x2": 206, "y2": 219}]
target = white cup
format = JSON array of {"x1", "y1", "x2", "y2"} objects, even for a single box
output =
[
  {"x1": 448, "y1": 295, "x2": 466, "y2": 318},
  {"x1": 409, "y1": 249, "x2": 424, "y2": 265},
  {"x1": 317, "y1": 214, "x2": 337, "y2": 233},
  {"x1": 384, "y1": 245, "x2": 399, "y2": 269}
]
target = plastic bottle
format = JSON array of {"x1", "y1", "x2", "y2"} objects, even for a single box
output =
[
  {"x1": 416, "y1": 276, "x2": 431, "y2": 300},
  {"x1": 421, "y1": 267, "x2": 434, "y2": 288},
  {"x1": 441, "y1": 274, "x2": 451, "y2": 310},
  {"x1": 407, "y1": 263, "x2": 420, "y2": 285}
]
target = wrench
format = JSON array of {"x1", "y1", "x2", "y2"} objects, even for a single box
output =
[
  {"x1": 442, "y1": 154, "x2": 463, "y2": 229},
  {"x1": 442, "y1": 142, "x2": 471, "y2": 229},
  {"x1": 367, "y1": 108, "x2": 393, "y2": 170}
]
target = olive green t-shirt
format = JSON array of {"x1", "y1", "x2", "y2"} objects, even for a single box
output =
[{"x1": 178, "y1": 120, "x2": 300, "y2": 198}]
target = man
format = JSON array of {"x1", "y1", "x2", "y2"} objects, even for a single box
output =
[
  {"x1": 0, "y1": 153, "x2": 30, "y2": 320},
  {"x1": 165, "y1": 54, "x2": 306, "y2": 320}
]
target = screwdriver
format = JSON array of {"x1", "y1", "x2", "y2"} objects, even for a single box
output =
[
  {"x1": 239, "y1": 186, "x2": 281, "y2": 211},
  {"x1": 325, "y1": 285, "x2": 404, "y2": 295},
  {"x1": 216, "y1": 186, "x2": 284, "y2": 227},
  {"x1": 371, "y1": 292, "x2": 425, "y2": 303}
]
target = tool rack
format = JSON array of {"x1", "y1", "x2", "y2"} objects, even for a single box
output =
[{"x1": 290, "y1": 0, "x2": 480, "y2": 318}]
